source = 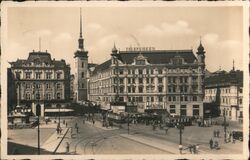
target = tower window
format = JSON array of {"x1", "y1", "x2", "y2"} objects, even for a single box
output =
[
  {"x1": 82, "y1": 83, "x2": 84, "y2": 88},
  {"x1": 81, "y1": 72, "x2": 85, "y2": 78},
  {"x1": 82, "y1": 62, "x2": 85, "y2": 68}
]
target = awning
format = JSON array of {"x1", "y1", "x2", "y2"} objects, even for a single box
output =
[{"x1": 45, "y1": 108, "x2": 74, "y2": 112}]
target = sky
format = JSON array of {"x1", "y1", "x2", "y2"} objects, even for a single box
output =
[{"x1": 5, "y1": 5, "x2": 244, "y2": 73}]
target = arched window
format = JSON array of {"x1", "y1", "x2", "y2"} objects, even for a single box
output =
[{"x1": 56, "y1": 93, "x2": 61, "y2": 99}]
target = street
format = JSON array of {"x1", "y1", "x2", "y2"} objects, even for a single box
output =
[{"x1": 8, "y1": 115, "x2": 243, "y2": 155}]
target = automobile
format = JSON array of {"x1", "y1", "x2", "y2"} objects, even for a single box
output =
[{"x1": 232, "y1": 130, "x2": 243, "y2": 141}]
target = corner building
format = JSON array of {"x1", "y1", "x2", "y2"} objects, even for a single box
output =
[
  {"x1": 89, "y1": 43, "x2": 206, "y2": 117},
  {"x1": 8, "y1": 51, "x2": 71, "y2": 117},
  {"x1": 204, "y1": 70, "x2": 243, "y2": 122}
]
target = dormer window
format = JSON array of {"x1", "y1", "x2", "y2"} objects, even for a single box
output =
[
  {"x1": 136, "y1": 60, "x2": 145, "y2": 65},
  {"x1": 135, "y1": 54, "x2": 147, "y2": 65},
  {"x1": 171, "y1": 56, "x2": 183, "y2": 65}
]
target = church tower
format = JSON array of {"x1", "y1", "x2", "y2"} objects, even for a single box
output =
[{"x1": 74, "y1": 8, "x2": 88, "y2": 102}]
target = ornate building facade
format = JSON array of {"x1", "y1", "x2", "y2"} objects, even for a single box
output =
[
  {"x1": 89, "y1": 43, "x2": 206, "y2": 116},
  {"x1": 204, "y1": 69, "x2": 243, "y2": 121},
  {"x1": 8, "y1": 51, "x2": 71, "y2": 117}
]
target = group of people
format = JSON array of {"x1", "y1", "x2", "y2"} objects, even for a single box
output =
[
  {"x1": 213, "y1": 130, "x2": 220, "y2": 138},
  {"x1": 209, "y1": 138, "x2": 219, "y2": 150},
  {"x1": 187, "y1": 145, "x2": 199, "y2": 154}
]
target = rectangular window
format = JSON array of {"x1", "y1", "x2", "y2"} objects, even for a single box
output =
[
  {"x1": 138, "y1": 69, "x2": 143, "y2": 75},
  {"x1": 158, "y1": 86, "x2": 163, "y2": 92},
  {"x1": 46, "y1": 73, "x2": 52, "y2": 79},
  {"x1": 138, "y1": 97, "x2": 143, "y2": 102},
  {"x1": 158, "y1": 69, "x2": 162, "y2": 74},
  {"x1": 81, "y1": 72, "x2": 85, "y2": 78},
  {"x1": 26, "y1": 72, "x2": 31, "y2": 79},
  {"x1": 170, "y1": 105, "x2": 176, "y2": 113},
  {"x1": 57, "y1": 83, "x2": 61, "y2": 89},
  {"x1": 168, "y1": 96, "x2": 171, "y2": 101},
  {"x1": 159, "y1": 96, "x2": 163, "y2": 102},
  {"x1": 158, "y1": 78, "x2": 162, "y2": 84},
  {"x1": 119, "y1": 69, "x2": 123, "y2": 75},
  {"x1": 180, "y1": 105, "x2": 187, "y2": 116},
  {"x1": 46, "y1": 83, "x2": 51, "y2": 89},
  {"x1": 139, "y1": 78, "x2": 143, "y2": 84},
  {"x1": 57, "y1": 72, "x2": 62, "y2": 79},
  {"x1": 35, "y1": 72, "x2": 41, "y2": 79},
  {"x1": 82, "y1": 62, "x2": 85, "y2": 68},
  {"x1": 139, "y1": 86, "x2": 143, "y2": 93},
  {"x1": 26, "y1": 84, "x2": 31, "y2": 89},
  {"x1": 151, "y1": 97, "x2": 154, "y2": 102}
]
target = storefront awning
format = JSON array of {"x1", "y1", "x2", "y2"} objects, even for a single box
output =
[{"x1": 45, "y1": 108, "x2": 74, "y2": 112}]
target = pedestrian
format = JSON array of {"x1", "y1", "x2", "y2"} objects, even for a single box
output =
[
  {"x1": 209, "y1": 138, "x2": 213, "y2": 149},
  {"x1": 76, "y1": 127, "x2": 79, "y2": 133},
  {"x1": 59, "y1": 127, "x2": 62, "y2": 134},
  {"x1": 165, "y1": 128, "x2": 169, "y2": 135},
  {"x1": 66, "y1": 142, "x2": 70, "y2": 153},
  {"x1": 188, "y1": 145, "x2": 192, "y2": 154},
  {"x1": 195, "y1": 145, "x2": 199, "y2": 154},
  {"x1": 75, "y1": 122, "x2": 78, "y2": 128},
  {"x1": 214, "y1": 141, "x2": 219, "y2": 149},
  {"x1": 92, "y1": 119, "x2": 95, "y2": 125},
  {"x1": 228, "y1": 131, "x2": 232, "y2": 142},
  {"x1": 65, "y1": 122, "x2": 67, "y2": 128},
  {"x1": 56, "y1": 127, "x2": 59, "y2": 134}
]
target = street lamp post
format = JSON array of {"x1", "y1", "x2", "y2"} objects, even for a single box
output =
[
  {"x1": 33, "y1": 82, "x2": 41, "y2": 155},
  {"x1": 223, "y1": 108, "x2": 227, "y2": 143},
  {"x1": 179, "y1": 93, "x2": 183, "y2": 154},
  {"x1": 127, "y1": 113, "x2": 130, "y2": 134}
]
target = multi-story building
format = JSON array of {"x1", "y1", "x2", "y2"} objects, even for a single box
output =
[
  {"x1": 204, "y1": 69, "x2": 243, "y2": 122},
  {"x1": 8, "y1": 50, "x2": 71, "y2": 117},
  {"x1": 89, "y1": 42, "x2": 206, "y2": 117}
]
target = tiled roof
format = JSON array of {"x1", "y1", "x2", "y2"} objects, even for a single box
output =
[
  {"x1": 205, "y1": 70, "x2": 243, "y2": 87},
  {"x1": 92, "y1": 59, "x2": 112, "y2": 74},
  {"x1": 118, "y1": 50, "x2": 197, "y2": 64},
  {"x1": 92, "y1": 50, "x2": 197, "y2": 74},
  {"x1": 10, "y1": 51, "x2": 67, "y2": 68}
]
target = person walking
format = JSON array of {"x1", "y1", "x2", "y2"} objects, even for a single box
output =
[
  {"x1": 209, "y1": 138, "x2": 213, "y2": 149},
  {"x1": 213, "y1": 130, "x2": 216, "y2": 137},
  {"x1": 66, "y1": 142, "x2": 70, "y2": 153}
]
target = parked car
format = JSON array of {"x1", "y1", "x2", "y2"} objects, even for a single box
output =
[{"x1": 232, "y1": 130, "x2": 243, "y2": 141}]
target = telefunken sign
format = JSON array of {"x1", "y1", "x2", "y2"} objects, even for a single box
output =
[{"x1": 126, "y1": 47, "x2": 156, "y2": 52}]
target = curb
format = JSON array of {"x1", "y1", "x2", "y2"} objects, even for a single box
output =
[{"x1": 53, "y1": 128, "x2": 69, "y2": 154}]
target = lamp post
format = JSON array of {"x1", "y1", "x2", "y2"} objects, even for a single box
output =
[
  {"x1": 127, "y1": 113, "x2": 130, "y2": 134},
  {"x1": 178, "y1": 93, "x2": 183, "y2": 154},
  {"x1": 223, "y1": 108, "x2": 227, "y2": 143}
]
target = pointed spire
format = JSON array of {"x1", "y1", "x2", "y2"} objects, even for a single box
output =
[
  {"x1": 78, "y1": 8, "x2": 84, "y2": 50},
  {"x1": 112, "y1": 42, "x2": 118, "y2": 54},
  {"x1": 233, "y1": 59, "x2": 235, "y2": 71},
  {"x1": 80, "y1": 8, "x2": 83, "y2": 38}
]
